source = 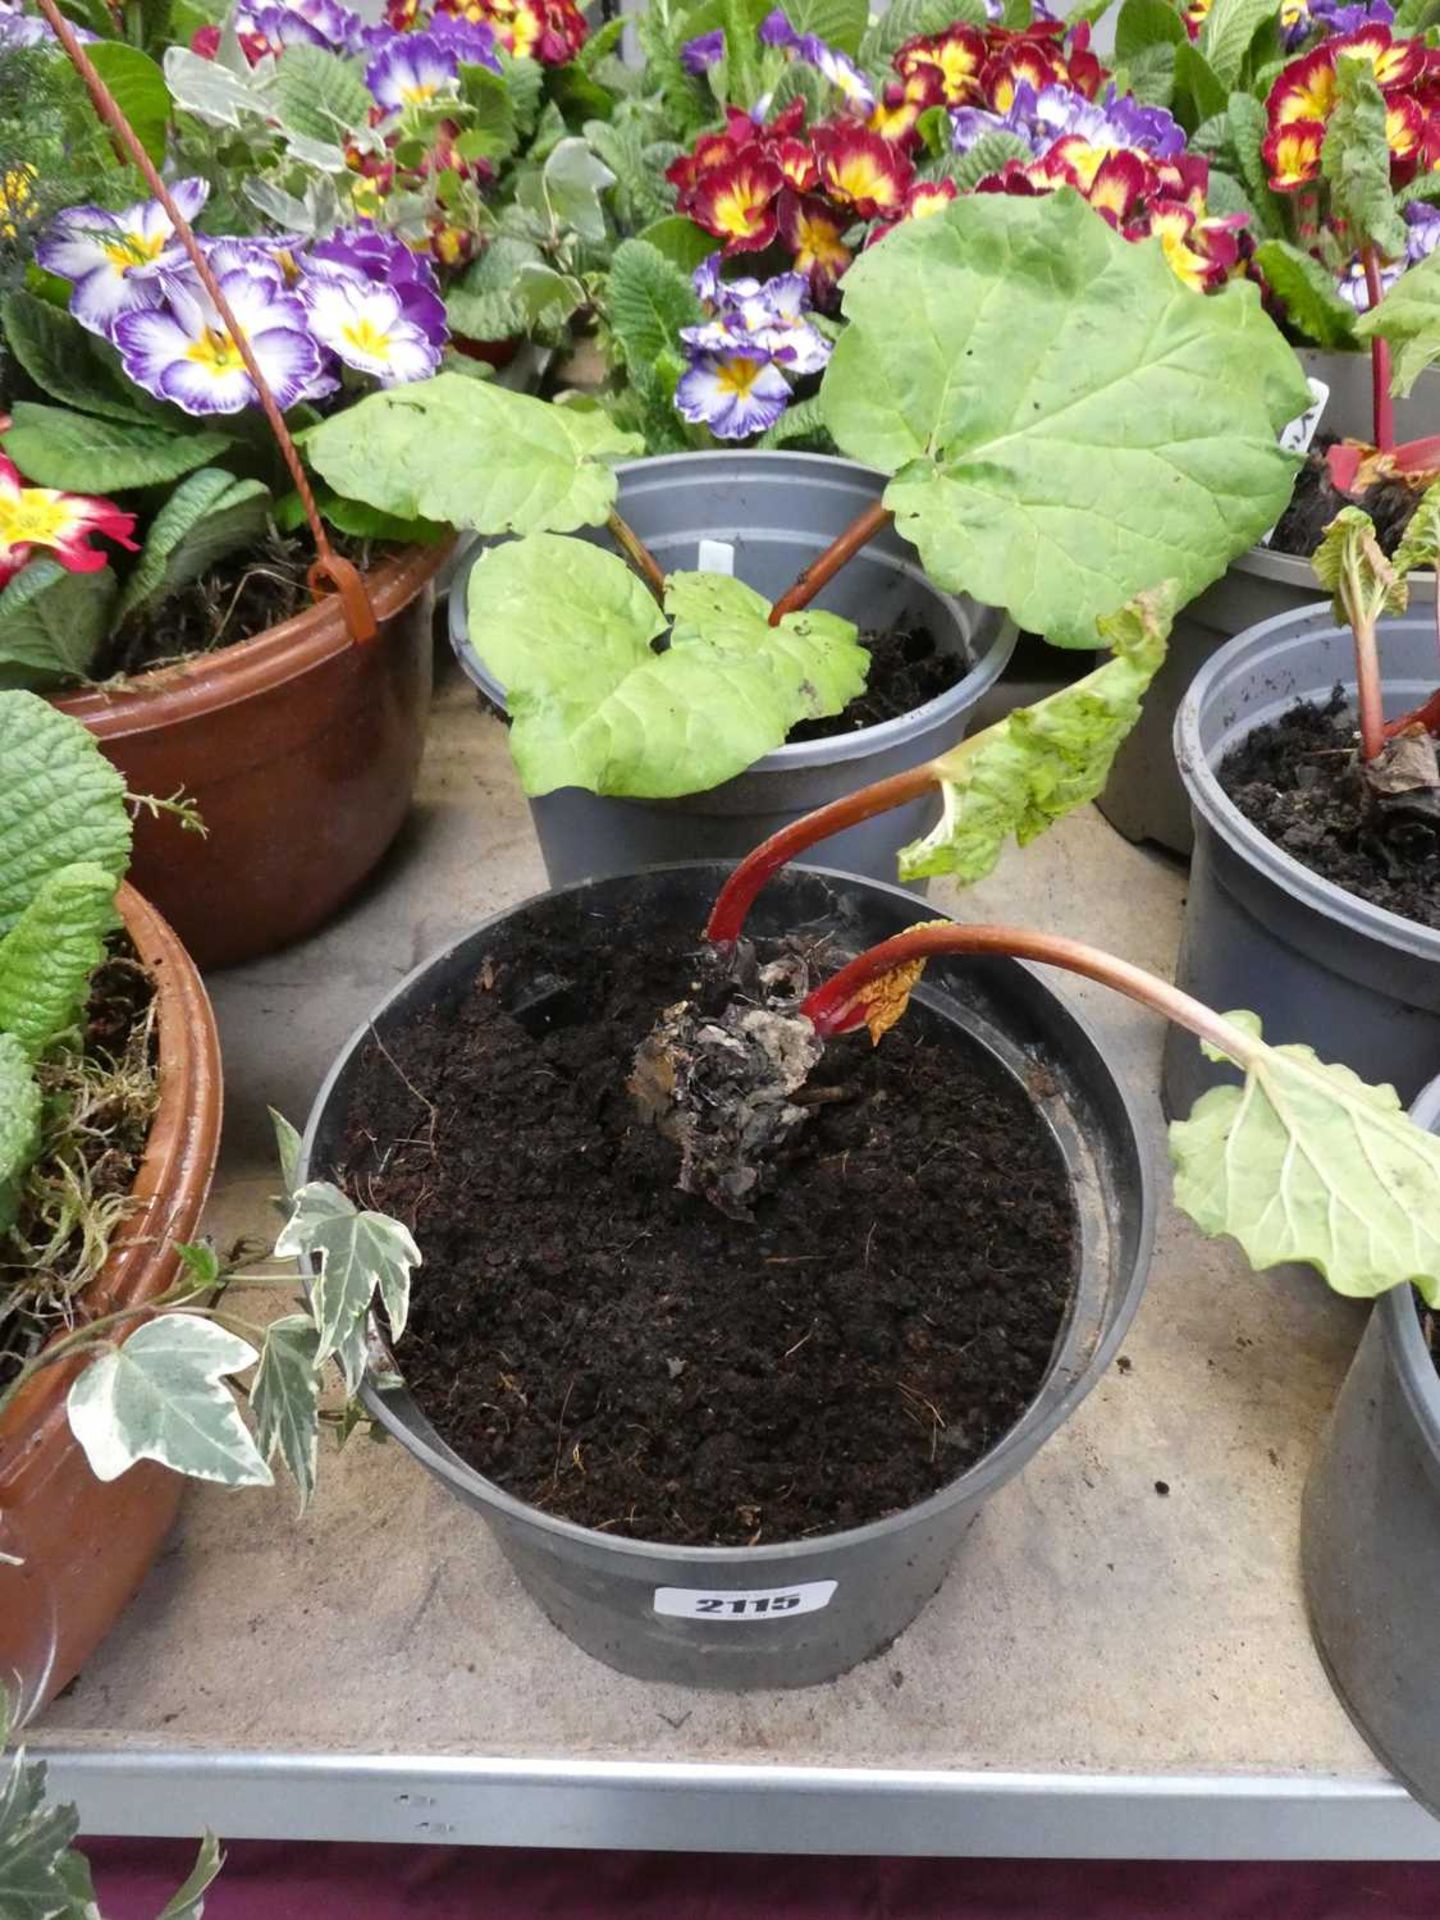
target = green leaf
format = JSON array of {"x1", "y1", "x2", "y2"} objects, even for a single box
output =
[
  {"x1": 518, "y1": 136, "x2": 615, "y2": 244},
  {"x1": 946, "y1": 129, "x2": 1035, "y2": 190},
  {"x1": 154, "y1": 1833, "x2": 224, "y2": 1920},
  {"x1": 606, "y1": 239, "x2": 702, "y2": 390},
  {"x1": 0, "y1": 691, "x2": 130, "y2": 936},
  {"x1": 271, "y1": 1109, "x2": 303, "y2": 1197},
  {"x1": 66, "y1": 1314, "x2": 272, "y2": 1487},
  {"x1": 1124, "y1": 41, "x2": 1176, "y2": 107},
  {"x1": 275, "y1": 485, "x2": 446, "y2": 546},
  {"x1": 115, "y1": 469, "x2": 271, "y2": 625},
  {"x1": 0, "y1": 291, "x2": 161, "y2": 425},
  {"x1": 1115, "y1": 0, "x2": 1186, "y2": 62},
  {"x1": 305, "y1": 373, "x2": 643, "y2": 537},
  {"x1": 782, "y1": 0, "x2": 869, "y2": 54},
  {"x1": 275, "y1": 1180, "x2": 421, "y2": 1392},
  {"x1": 1393, "y1": 0, "x2": 1440, "y2": 28},
  {"x1": 1227, "y1": 89, "x2": 1289, "y2": 237},
  {"x1": 458, "y1": 61, "x2": 518, "y2": 163},
  {"x1": 271, "y1": 43, "x2": 369, "y2": 152},
  {"x1": 1198, "y1": 0, "x2": 1273, "y2": 85},
  {"x1": 1253, "y1": 238, "x2": 1359, "y2": 348},
  {"x1": 634, "y1": 213, "x2": 718, "y2": 272},
  {"x1": 466, "y1": 534, "x2": 868, "y2": 798},
  {"x1": 1392, "y1": 478, "x2": 1440, "y2": 577},
  {"x1": 1172, "y1": 37, "x2": 1227, "y2": 128},
  {"x1": 87, "y1": 43, "x2": 171, "y2": 164},
  {"x1": 1311, "y1": 503, "x2": 1408, "y2": 626},
  {"x1": 1, "y1": 404, "x2": 232, "y2": 494},
  {"x1": 162, "y1": 43, "x2": 268, "y2": 127},
  {"x1": 858, "y1": 0, "x2": 985, "y2": 67},
  {"x1": 0, "y1": 1032, "x2": 40, "y2": 1235},
  {"x1": 0, "y1": 562, "x2": 117, "y2": 692},
  {"x1": 0, "y1": 1711, "x2": 82, "y2": 1920},
  {"x1": 1170, "y1": 1014, "x2": 1440, "y2": 1301},
  {"x1": 820, "y1": 191, "x2": 1310, "y2": 647},
  {"x1": 1322, "y1": 54, "x2": 1408, "y2": 259},
  {"x1": 0, "y1": 862, "x2": 120, "y2": 1058},
  {"x1": 251, "y1": 1314, "x2": 321, "y2": 1509},
  {"x1": 899, "y1": 583, "x2": 1176, "y2": 882},
  {"x1": 1353, "y1": 244, "x2": 1440, "y2": 394},
  {"x1": 756, "y1": 394, "x2": 833, "y2": 450}
]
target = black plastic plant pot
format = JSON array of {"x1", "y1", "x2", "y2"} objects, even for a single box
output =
[
  {"x1": 1097, "y1": 545, "x2": 1318, "y2": 856},
  {"x1": 449, "y1": 453, "x2": 1016, "y2": 890},
  {"x1": 297, "y1": 864, "x2": 1153, "y2": 1690},
  {"x1": 1301, "y1": 1077, "x2": 1440, "y2": 1818},
  {"x1": 1162, "y1": 605, "x2": 1440, "y2": 1119}
]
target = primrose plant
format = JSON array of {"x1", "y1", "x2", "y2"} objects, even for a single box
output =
[
  {"x1": 307, "y1": 189, "x2": 1309, "y2": 833},
  {"x1": 627, "y1": 627, "x2": 1440, "y2": 1301}
]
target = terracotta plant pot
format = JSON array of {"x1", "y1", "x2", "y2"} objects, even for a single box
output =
[
  {"x1": 54, "y1": 541, "x2": 453, "y2": 971},
  {"x1": 0, "y1": 884, "x2": 223, "y2": 1721}
]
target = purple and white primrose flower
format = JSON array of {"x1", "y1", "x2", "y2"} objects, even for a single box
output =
[
  {"x1": 301, "y1": 276, "x2": 441, "y2": 383},
  {"x1": 952, "y1": 81, "x2": 1184, "y2": 162},
  {"x1": 1336, "y1": 202, "x2": 1440, "y2": 310},
  {"x1": 0, "y1": 0, "x2": 95, "y2": 47},
  {"x1": 675, "y1": 255, "x2": 831, "y2": 440},
  {"x1": 307, "y1": 227, "x2": 448, "y2": 343},
  {"x1": 112, "y1": 266, "x2": 323, "y2": 415},
  {"x1": 681, "y1": 26, "x2": 725, "y2": 73},
  {"x1": 425, "y1": 11, "x2": 502, "y2": 68},
  {"x1": 1405, "y1": 202, "x2": 1440, "y2": 263},
  {"x1": 37, "y1": 179, "x2": 209, "y2": 340},
  {"x1": 757, "y1": 10, "x2": 875, "y2": 110},
  {"x1": 364, "y1": 30, "x2": 460, "y2": 112},
  {"x1": 271, "y1": 0, "x2": 370, "y2": 52},
  {"x1": 759, "y1": 8, "x2": 799, "y2": 47}
]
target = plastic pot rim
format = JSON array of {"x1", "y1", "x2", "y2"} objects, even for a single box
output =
[
  {"x1": 1379, "y1": 1076, "x2": 1440, "y2": 1454},
  {"x1": 1173, "y1": 599, "x2": 1440, "y2": 967},
  {"x1": 449, "y1": 450, "x2": 1017, "y2": 777},
  {"x1": 295, "y1": 857, "x2": 1155, "y2": 1569}
]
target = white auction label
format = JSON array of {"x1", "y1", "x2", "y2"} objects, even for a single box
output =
[{"x1": 654, "y1": 1580, "x2": 837, "y2": 1621}]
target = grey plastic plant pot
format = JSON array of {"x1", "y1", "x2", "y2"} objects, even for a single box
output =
[
  {"x1": 1300, "y1": 1076, "x2": 1440, "y2": 1819},
  {"x1": 1097, "y1": 545, "x2": 1318, "y2": 856},
  {"x1": 1161, "y1": 604, "x2": 1440, "y2": 1120},
  {"x1": 1297, "y1": 347, "x2": 1440, "y2": 441},
  {"x1": 297, "y1": 863, "x2": 1153, "y2": 1691},
  {"x1": 449, "y1": 453, "x2": 1016, "y2": 889}
]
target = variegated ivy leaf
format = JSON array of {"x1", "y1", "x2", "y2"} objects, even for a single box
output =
[
  {"x1": 274, "y1": 1181, "x2": 421, "y2": 1393},
  {"x1": 0, "y1": 1033, "x2": 40, "y2": 1236},
  {"x1": 305, "y1": 372, "x2": 643, "y2": 537},
  {"x1": 466, "y1": 536, "x2": 868, "y2": 797},
  {"x1": 152, "y1": 1833, "x2": 224, "y2": 1920},
  {"x1": 820, "y1": 191, "x2": 1309, "y2": 646},
  {"x1": 1170, "y1": 1013, "x2": 1440, "y2": 1300},
  {"x1": 0, "y1": 1693, "x2": 86, "y2": 1920},
  {"x1": 250, "y1": 1314, "x2": 321, "y2": 1511},
  {"x1": 66, "y1": 1315, "x2": 272, "y2": 1488},
  {"x1": 899, "y1": 583, "x2": 1178, "y2": 882},
  {"x1": 270, "y1": 1108, "x2": 303, "y2": 1199}
]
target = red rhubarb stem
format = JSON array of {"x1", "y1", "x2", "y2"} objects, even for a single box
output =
[
  {"x1": 705, "y1": 762, "x2": 940, "y2": 943},
  {"x1": 1353, "y1": 608, "x2": 1388, "y2": 764},
  {"x1": 1363, "y1": 248, "x2": 1395, "y2": 455},
  {"x1": 1384, "y1": 684, "x2": 1440, "y2": 739},
  {"x1": 801, "y1": 925, "x2": 1261, "y2": 1066},
  {"x1": 606, "y1": 509, "x2": 666, "y2": 606},
  {"x1": 769, "y1": 499, "x2": 894, "y2": 626}
]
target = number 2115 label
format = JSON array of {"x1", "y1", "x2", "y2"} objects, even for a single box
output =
[{"x1": 653, "y1": 1581, "x2": 837, "y2": 1620}]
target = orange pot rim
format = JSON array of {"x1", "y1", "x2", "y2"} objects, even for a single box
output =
[
  {"x1": 55, "y1": 538, "x2": 456, "y2": 738},
  {"x1": 0, "y1": 883, "x2": 224, "y2": 1491}
]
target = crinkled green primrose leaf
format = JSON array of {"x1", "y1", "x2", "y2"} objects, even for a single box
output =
[
  {"x1": 899, "y1": 582, "x2": 1178, "y2": 882},
  {"x1": 304, "y1": 372, "x2": 643, "y2": 537},
  {"x1": 0, "y1": 1032, "x2": 40, "y2": 1236},
  {"x1": 66, "y1": 1314, "x2": 273, "y2": 1488},
  {"x1": 0, "y1": 862, "x2": 122, "y2": 1059},
  {"x1": 820, "y1": 191, "x2": 1309, "y2": 646},
  {"x1": 466, "y1": 535, "x2": 868, "y2": 798},
  {"x1": 1353, "y1": 246, "x2": 1440, "y2": 396},
  {"x1": 0, "y1": 692, "x2": 130, "y2": 934},
  {"x1": 1170, "y1": 1011, "x2": 1440, "y2": 1301}
]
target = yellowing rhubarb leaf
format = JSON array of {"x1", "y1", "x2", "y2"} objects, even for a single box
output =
[
  {"x1": 834, "y1": 921, "x2": 951, "y2": 1043},
  {"x1": 1169, "y1": 1013, "x2": 1440, "y2": 1301}
]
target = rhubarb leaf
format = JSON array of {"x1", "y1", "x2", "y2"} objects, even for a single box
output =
[
  {"x1": 465, "y1": 534, "x2": 868, "y2": 797},
  {"x1": 0, "y1": 693, "x2": 130, "y2": 935},
  {"x1": 820, "y1": 191, "x2": 1309, "y2": 646},
  {"x1": 305, "y1": 372, "x2": 643, "y2": 536},
  {"x1": 1392, "y1": 479, "x2": 1440, "y2": 576},
  {"x1": 275, "y1": 1180, "x2": 421, "y2": 1393},
  {"x1": 0, "y1": 1034, "x2": 40, "y2": 1235},
  {"x1": 899, "y1": 583, "x2": 1177, "y2": 881},
  {"x1": 1312, "y1": 504, "x2": 1408, "y2": 625},
  {"x1": 250, "y1": 1313, "x2": 321, "y2": 1510},
  {"x1": 1353, "y1": 245, "x2": 1440, "y2": 395},
  {"x1": 0, "y1": 863, "x2": 122, "y2": 1058},
  {"x1": 1169, "y1": 1015, "x2": 1440, "y2": 1300},
  {"x1": 66, "y1": 1315, "x2": 272, "y2": 1487}
]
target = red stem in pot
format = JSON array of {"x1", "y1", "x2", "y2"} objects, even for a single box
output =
[
  {"x1": 801, "y1": 924, "x2": 1260, "y2": 1065},
  {"x1": 1363, "y1": 248, "x2": 1395, "y2": 456},
  {"x1": 768, "y1": 499, "x2": 894, "y2": 626}
]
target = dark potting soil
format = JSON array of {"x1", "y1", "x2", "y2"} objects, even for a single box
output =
[
  {"x1": 1219, "y1": 691, "x2": 1440, "y2": 930},
  {"x1": 788, "y1": 622, "x2": 963, "y2": 742},
  {"x1": 91, "y1": 529, "x2": 384, "y2": 681},
  {"x1": 1269, "y1": 439, "x2": 1420, "y2": 562},
  {"x1": 331, "y1": 925, "x2": 1078, "y2": 1547}
]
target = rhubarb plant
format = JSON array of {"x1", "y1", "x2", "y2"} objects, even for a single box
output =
[{"x1": 309, "y1": 190, "x2": 1306, "y2": 806}]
